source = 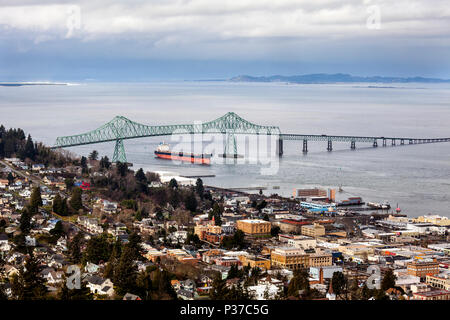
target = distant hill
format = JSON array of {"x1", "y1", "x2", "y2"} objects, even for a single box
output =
[{"x1": 229, "y1": 73, "x2": 450, "y2": 84}]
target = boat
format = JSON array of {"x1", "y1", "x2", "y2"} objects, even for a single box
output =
[
  {"x1": 154, "y1": 143, "x2": 212, "y2": 165},
  {"x1": 367, "y1": 201, "x2": 391, "y2": 210}
]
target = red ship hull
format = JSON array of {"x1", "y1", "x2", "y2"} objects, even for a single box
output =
[{"x1": 155, "y1": 151, "x2": 211, "y2": 165}]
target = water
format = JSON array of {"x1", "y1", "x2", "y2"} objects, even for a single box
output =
[{"x1": 1, "y1": 82, "x2": 449, "y2": 217}]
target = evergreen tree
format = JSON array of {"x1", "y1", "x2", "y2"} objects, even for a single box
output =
[
  {"x1": 52, "y1": 194, "x2": 63, "y2": 214},
  {"x1": 69, "y1": 187, "x2": 83, "y2": 212},
  {"x1": 126, "y1": 232, "x2": 143, "y2": 261},
  {"x1": 68, "y1": 232, "x2": 83, "y2": 264},
  {"x1": 168, "y1": 178, "x2": 178, "y2": 189},
  {"x1": 16, "y1": 254, "x2": 47, "y2": 300},
  {"x1": 65, "y1": 177, "x2": 74, "y2": 191},
  {"x1": 116, "y1": 162, "x2": 128, "y2": 177},
  {"x1": 113, "y1": 246, "x2": 138, "y2": 296},
  {"x1": 83, "y1": 234, "x2": 111, "y2": 264},
  {"x1": 100, "y1": 156, "x2": 111, "y2": 169},
  {"x1": 58, "y1": 280, "x2": 93, "y2": 300},
  {"x1": 184, "y1": 192, "x2": 198, "y2": 212},
  {"x1": 381, "y1": 268, "x2": 397, "y2": 291},
  {"x1": 136, "y1": 269, "x2": 153, "y2": 300},
  {"x1": 195, "y1": 178, "x2": 204, "y2": 199},
  {"x1": 19, "y1": 209, "x2": 32, "y2": 234},
  {"x1": 210, "y1": 275, "x2": 229, "y2": 300},
  {"x1": 29, "y1": 186, "x2": 42, "y2": 214},
  {"x1": 104, "y1": 239, "x2": 122, "y2": 279},
  {"x1": 7, "y1": 172, "x2": 14, "y2": 185},
  {"x1": 88, "y1": 150, "x2": 99, "y2": 161}
]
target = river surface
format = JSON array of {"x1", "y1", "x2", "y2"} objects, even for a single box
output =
[{"x1": 1, "y1": 81, "x2": 449, "y2": 217}]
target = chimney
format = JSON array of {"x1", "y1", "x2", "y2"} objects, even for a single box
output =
[{"x1": 319, "y1": 268, "x2": 324, "y2": 284}]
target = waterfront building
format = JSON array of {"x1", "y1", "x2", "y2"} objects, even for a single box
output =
[{"x1": 407, "y1": 260, "x2": 439, "y2": 278}]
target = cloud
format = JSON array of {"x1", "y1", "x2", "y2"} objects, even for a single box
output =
[{"x1": 0, "y1": 0, "x2": 449, "y2": 78}]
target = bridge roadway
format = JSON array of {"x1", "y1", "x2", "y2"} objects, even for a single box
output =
[{"x1": 51, "y1": 112, "x2": 450, "y2": 162}]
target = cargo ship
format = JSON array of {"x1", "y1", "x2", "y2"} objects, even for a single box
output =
[
  {"x1": 336, "y1": 197, "x2": 364, "y2": 207},
  {"x1": 154, "y1": 143, "x2": 212, "y2": 165}
]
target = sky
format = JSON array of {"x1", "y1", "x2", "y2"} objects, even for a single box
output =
[{"x1": 0, "y1": 0, "x2": 450, "y2": 81}]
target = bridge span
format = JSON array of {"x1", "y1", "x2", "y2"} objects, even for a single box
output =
[{"x1": 52, "y1": 112, "x2": 450, "y2": 162}]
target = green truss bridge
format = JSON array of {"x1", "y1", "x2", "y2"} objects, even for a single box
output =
[{"x1": 52, "y1": 112, "x2": 450, "y2": 162}]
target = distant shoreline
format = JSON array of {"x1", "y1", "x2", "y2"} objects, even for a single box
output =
[{"x1": 0, "y1": 82, "x2": 69, "y2": 87}]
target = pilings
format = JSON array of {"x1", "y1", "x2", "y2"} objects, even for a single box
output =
[
  {"x1": 383, "y1": 139, "x2": 387, "y2": 147},
  {"x1": 351, "y1": 141, "x2": 356, "y2": 149},
  {"x1": 373, "y1": 140, "x2": 378, "y2": 148},
  {"x1": 302, "y1": 139, "x2": 308, "y2": 153}
]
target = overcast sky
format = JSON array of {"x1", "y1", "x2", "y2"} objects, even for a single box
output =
[{"x1": 1, "y1": 0, "x2": 450, "y2": 81}]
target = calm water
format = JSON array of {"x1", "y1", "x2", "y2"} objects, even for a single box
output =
[{"x1": 1, "y1": 82, "x2": 449, "y2": 217}]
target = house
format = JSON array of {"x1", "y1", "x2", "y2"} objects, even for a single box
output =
[
  {"x1": 25, "y1": 235, "x2": 37, "y2": 247},
  {"x1": 3, "y1": 265, "x2": 20, "y2": 278},
  {"x1": 32, "y1": 164, "x2": 45, "y2": 172},
  {"x1": 40, "y1": 268, "x2": 64, "y2": 285},
  {"x1": 84, "y1": 276, "x2": 115, "y2": 296},
  {"x1": 0, "y1": 233, "x2": 10, "y2": 252},
  {"x1": 177, "y1": 289, "x2": 195, "y2": 300},
  {"x1": 123, "y1": 293, "x2": 141, "y2": 300},
  {"x1": 247, "y1": 283, "x2": 280, "y2": 300}
]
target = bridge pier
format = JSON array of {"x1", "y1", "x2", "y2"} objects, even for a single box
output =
[
  {"x1": 373, "y1": 140, "x2": 378, "y2": 148},
  {"x1": 392, "y1": 139, "x2": 396, "y2": 146},
  {"x1": 350, "y1": 141, "x2": 356, "y2": 149},
  {"x1": 382, "y1": 139, "x2": 387, "y2": 147},
  {"x1": 409, "y1": 139, "x2": 413, "y2": 144},
  {"x1": 302, "y1": 139, "x2": 308, "y2": 153},
  {"x1": 113, "y1": 139, "x2": 127, "y2": 163},
  {"x1": 327, "y1": 140, "x2": 333, "y2": 152},
  {"x1": 400, "y1": 139, "x2": 404, "y2": 145},
  {"x1": 277, "y1": 138, "x2": 283, "y2": 157}
]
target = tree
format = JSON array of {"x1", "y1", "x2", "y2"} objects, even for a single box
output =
[
  {"x1": 69, "y1": 187, "x2": 83, "y2": 212},
  {"x1": 104, "y1": 239, "x2": 122, "y2": 279},
  {"x1": 100, "y1": 156, "x2": 111, "y2": 170},
  {"x1": 381, "y1": 268, "x2": 397, "y2": 291},
  {"x1": 287, "y1": 268, "x2": 310, "y2": 297},
  {"x1": 50, "y1": 220, "x2": 64, "y2": 238},
  {"x1": 65, "y1": 177, "x2": 74, "y2": 191},
  {"x1": 58, "y1": 280, "x2": 93, "y2": 300},
  {"x1": 19, "y1": 209, "x2": 32, "y2": 234},
  {"x1": 29, "y1": 186, "x2": 43, "y2": 214},
  {"x1": 83, "y1": 234, "x2": 111, "y2": 264},
  {"x1": 116, "y1": 162, "x2": 128, "y2": 177},
  {"x1": 270, "y1": 226, "x2": 280, "y2": 237},
  {"x1": 168, "y1": 178, "x2": 178, "y2": 189},
  {"x1": 195, "y1": 178, "x2": 204, "y2": 198},
  {"x1": 184, "y1": 192, "x2": 198, "y2": 212},
  {"x1": 210, "y1": 275, "x2": 229, "y2": 300},
  {"x1": 7, "y1": 172, "x2": 14, "y2": 185},
  {"x1": 22, "y1": 134, "x2": 36, "y2": 160},
  {"x1": 114, "y1": 246, "x2": 138, "y2": 296},
  {"x1": 127, "y1": 232, "x2": 143, "y2": 261},
  {"x1": 331, "y1": 271, "x2": 350, "y2": 300},
  {"x1": 68, "y1": 232, "x2": 83, "y2": 264},
  {"x1": 89, "y1": 150, "x2": 99, "y2": 161},
  {"x1": 52, "y1": 194, "x2": 63, "y2": 214},
  {"x1": 14, "y1": 254, "x2": 47, "y2": 300},
  {"x1": 80, "y1": 156, "x2": 87, "y2": 169}
]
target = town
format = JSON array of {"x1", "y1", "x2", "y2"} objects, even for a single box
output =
[{"x1": 0, "y1": 126, "x2": 449, "y2": 301}]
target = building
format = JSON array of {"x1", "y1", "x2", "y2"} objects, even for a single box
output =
[
  {"x1": 301, "y1": 223, "x2": 326, "y2": 238},
  {"x1": 287, "y1": 235, "x2": 317, "y2": 250},
  {"x1": 426, "y1": 274, "x2": 450, "y2": 290},
  {"x1": 412, "y1": 289, "x2": 450, "y2": 300},
  {"x1": 293, "y1": 188, "x2": 327, "y2": 198},
  {"x1": 236, "y1": 219, "x2": 271, "y2": 235},
  {"x1": 239, "y1": 255, "x2": 271, "y2": 270},
  {"x1": 270, "y1": 247, "x2": 309, "y2": 270},
  {"x1": 309, "y1": 251, "x2": 333, "y2": 267},
  {"x1": 407, "y1": 260, "x2": 439, "y2": 278}
]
